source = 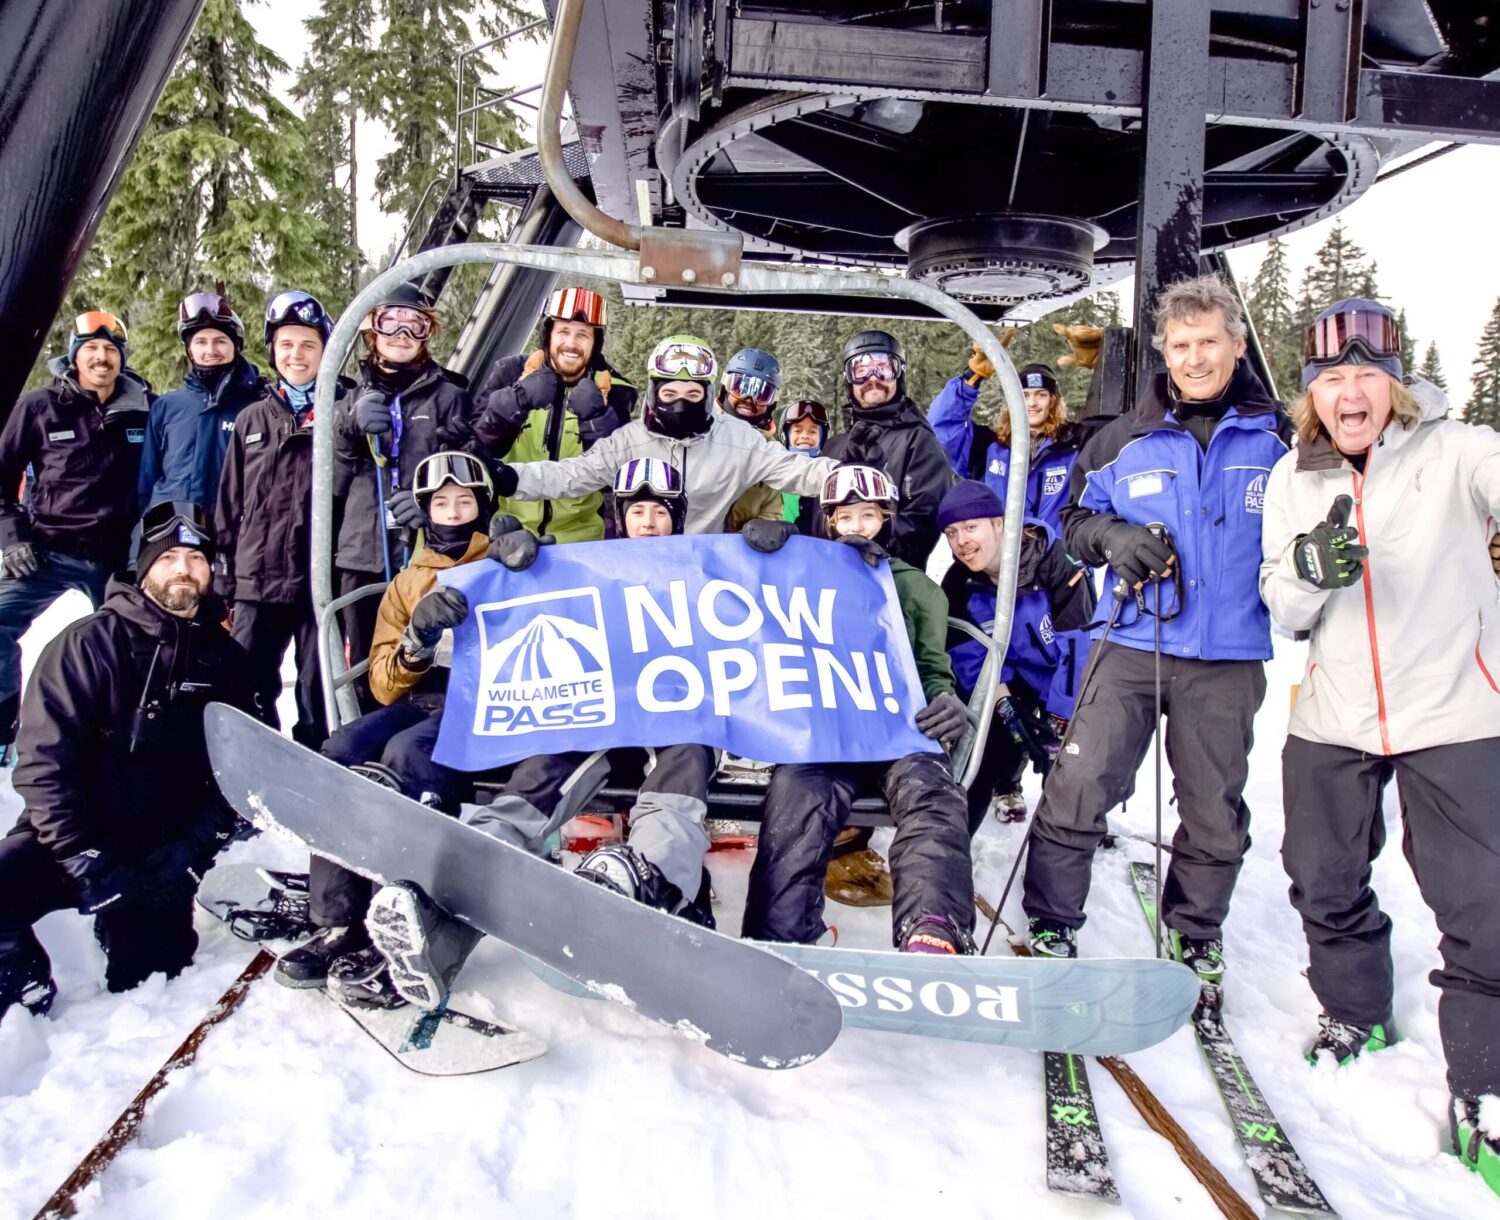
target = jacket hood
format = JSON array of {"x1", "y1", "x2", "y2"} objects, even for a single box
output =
[
  {"x1": 1295, "y1": 375, "x2": 1450, "y2": 471},
  {"x1": 1135, "y1": 360, "x2": 1278, "y2": 430},
  {"x1": 47, "y1": 359, "x2": 152, "y2": 412},
  {"x1": 412, "y1": 532, "x2": 489, "y2": 569},
  {"x1": 101, "y1": 577, "x2": 228, "y2": 638},
  {"x1": 187, "y1": 356, "x2": 263, "y2": 404}
]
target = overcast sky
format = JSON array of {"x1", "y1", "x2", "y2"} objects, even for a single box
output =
[{"x1": 250, "y1": 4, "x2": 1500, "y2": 407}]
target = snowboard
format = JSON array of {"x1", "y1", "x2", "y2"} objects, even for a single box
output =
[
  {"x1": 205, "y1": 704, "x2": 843, "y2": 1070},
  {"x1": 196, "y1": 861, "x2": 314, "y2": 942},
  {"x1": 518, "y1": 937, "x2": 1199, "y2": 1054},
  {"x1": 196, "y1": 861, "x2": 547, "y2": 1078}
]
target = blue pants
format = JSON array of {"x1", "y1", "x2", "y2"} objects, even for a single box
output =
[{"x1": 0, "y1": 549, "x2": 111, "y2": 708}]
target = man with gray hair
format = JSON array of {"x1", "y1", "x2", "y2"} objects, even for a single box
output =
[{"x1": 1020, "y1": 273, "x2": 1290, "y2": 1019}]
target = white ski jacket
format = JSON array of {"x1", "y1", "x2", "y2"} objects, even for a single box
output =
[
  {"x1": 1260, "y1": 379, "x2": 1500, "y2": 755},
  {"x1": 510, "y1": 413, "x2": 840, "y2": 535}
]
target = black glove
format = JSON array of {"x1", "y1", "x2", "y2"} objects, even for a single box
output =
[
  {"x1": 916, "y1": 691, "x2": 970, "y2": 747},
  {"x1": 492, "y1": 461, "x2": 519, "y2": 497},
  {"x1": 515, "y1": 363, "x2": 561, "y2": 413},
  {"x1": 409, "y1": 586, "x2": 470, "y2": 648},
  {"x1": 997, "y1": 694, "x2": 1051, "y2": 771},
  {"x1": 1099, "y1": 520, "x2": 1176, "y2": 588},
  {"x1": 487, "y1": 515, "x2": 553, "y2": 570},
  {"x1": 60, "y1": 849, "x2": 135, "y2": 915},
  {"x1": 136, "y1": 838, "x2": 210, "y2": 907},
  {"x1": 742, "y1": 519, "x2": 797, "y2": 553},
  {"x1": 839, "y1": 533, "x2": 888, "y2": 568},
  {"x1": 387, "y1": 488, "x2": 424, "y2": 529},
  {"x1": 844, "y1": 419, "x2": 883, "y2": 464},
  {"x1": 3, "y1": 542, "x2": 38, "y2": 580},
  {"x1": 567, "y1": 376, "x2": 609, "y2": 421},
  {"x1": 1293, "y1": 495, "x2": 1367, "y2": 590},
  {"x1": 354, "y1": 391, "x2": 393, "y2": 436}
]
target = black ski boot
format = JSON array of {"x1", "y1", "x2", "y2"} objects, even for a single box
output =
[
  {"x1": 1027, "y1": 917, "x2": 1078, "y2": 959},
  {"x1": 1451, "y1": 1096, "x2": 1500, "y2": 1197},
  {"x1": 677, "y1": 867, "x2": 717, "y2": 930},
  {"x1": 1305, "y1": 1013, "x2": 1398, "y2": 1066},
  {"x1": 0, "y1": 943, "x2": 56, "y2": 1020},
  {"x1": 327, "y1": 945, "x2": 408, "y2": 1010},
  {"x1": 274, "y1": 925, "x2": 371, "y2": 988},
  {"x1": 365, "y1": 880, "x2": 482, "y2": 1010},
  {"x1": 575, "y1": 844, "x2": 691, "y2": 917},
  {"x1": 1176, "y1": 934, "x2": 1225, "y2": 1025}
]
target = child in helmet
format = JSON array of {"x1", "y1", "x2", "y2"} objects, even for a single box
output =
[
  {"x1": 357, "y1": 459, "x2": 719, "y2": 1012},
  {"x1": 741, "y1": 463, "x2": 977, "y2": 954},
  {"x1": 275, "y1": 450, "x2": 495, "y2": 1003}
]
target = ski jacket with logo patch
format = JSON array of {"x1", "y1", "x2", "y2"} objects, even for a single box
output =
[
  {"x1": 0, "y1": 360, "x2": 151, "y2": 564},
  {"x1": 1260, "y1": 379, "x2": 1500, "y2": 755},
  {"x1": 1064, "y1": 363, "x2": 1290, "y2": 661},
  {"x1": 139, "y1": 357, "x2": 265, "y2": 511}
]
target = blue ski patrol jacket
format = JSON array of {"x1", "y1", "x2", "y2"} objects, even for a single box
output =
[
  {"x1": 1062, "y1": 362, "x2": 1290, "y2": 662},
  {"x1": 139, "y1": 357, "x2": 265, "y2": 511},
  {"x1": 942, "y1": 522, "x2": 1096, "y2": 713},
  {"x1": 928, "y1": 374, "x2": 1090, "y2": 536}
]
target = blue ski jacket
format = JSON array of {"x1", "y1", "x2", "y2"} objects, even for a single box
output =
[
  {"x1": 1063, "y1": 363, "x2": 1291, "y2": 661},
  {"x1": 139, "y1": 358, "x2": 265, "y2": 511}
]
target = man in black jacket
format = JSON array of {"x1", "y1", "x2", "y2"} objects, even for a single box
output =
[
  {"x1": 0, "y1": 503, "x2": 260, "y2": 1021},
  {"x1": 812, "y1": 331, "x2": 955, "y2": 565},
  {"x1": 0, "y1": 311, "x2": 150, "y2": 761}
]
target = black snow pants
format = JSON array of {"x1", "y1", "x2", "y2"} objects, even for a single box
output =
[
  {"x1": 0, "y1": 828, "x2": 196, "y2": 1011},
  {"x1": 1022, "y1": 645, "x2": 1266, "y2": 939},
  {"x1": 232, "y1": 598, "x2": 326, "y2": 749},
  {"x1": 1282, "y1": 734, "x2": 1500, "y2": 1101},
  {"x1": 964, "y1": 681, "x2": 1038, "y2": 836},
  {"x1": 742, "y1": 752, "x2": 975, "y2": 947}
]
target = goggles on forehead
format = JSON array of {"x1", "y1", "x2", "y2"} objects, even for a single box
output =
[
  {"x1": 614, "y1": 457, "x2": 683, "y2": 500},
  {"x1": 1303, "y1": 303, "x2": 1401, "y2": 364},
  {"x1": 820, "y1": 464, "x2": 898, "y2": 510},
  {"x1": 142, "y1": 499, "x2": 213, "y2": 545},
  {"x1": 546, "y1": 287, "x2": 607, "y2": 327},
  {"x1": 783, "y1": 399, "x2": 828, "y2": 426},
  {"x1": 179, "y1": 292, "x2": 236, "y2": 329},
  {"x1": 723, "y1": 371, "x2": 779, "y2": 408},
  {"x1": 370, "y1": 306, "x2": 436, "y2": 341},
  {"x1": 845, "y1": 352, "x2": 903, "y2": 386},
  {"x1": 412, "y1": 452, "x2": 493, "y2": 500},
  {"x1": 650, "y1": 341, "x2": 717, "y2": 381},
  {"x1": 266, "y1": 291, "x2": 330, "y2": 332},
  {"x1": 73, "y1": 311, "x2": 128, "y2": 342}
]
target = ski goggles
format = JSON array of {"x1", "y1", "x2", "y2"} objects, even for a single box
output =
[
  {"x1": 722, "y1": 371, "x2": 779, "y2": 409},
  {"x1": 614, "y1": 457, "x2": 683, "y2": 500},
  {"x1": 72, "y1": 311, "x2": 128, "y2": 342},
  {"x1": 844, "y1": 352, "x2": 903, "y2": 385},
  {"x1": 265, "y1": 290, "x2": 331, "y2": 339},
  {"x1": 179, "y1": 292, "x2": 237, "y2": 330},
  {"x1": 545, "y1": 287, "x2": 607, "y2": 327},
  {"x1": 783, "y1": 399, "x2": 828, "y2": 426},
  {"x1": 649, "y1": 341, "x2": 717, "y2": 381},
  {"x1": 820, "y1": 464, "x2": 897, "y2": 509},
  {"x1": 370, "y1": 306, "x2": 436, "y2": 341},
  {"x1": 412, "y1": 451, "x2": 494, "y2": 499},
  {"x1": 1302, "y1": 301, "x2": 1401, "y2": 364},
  {"x1": 141, "y1": 499, "x2": 214, "y2": 546}
]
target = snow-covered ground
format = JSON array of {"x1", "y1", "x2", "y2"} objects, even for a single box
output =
[{"x1": 0, "y1": 591, "x2": 1493, "y2": 1219}]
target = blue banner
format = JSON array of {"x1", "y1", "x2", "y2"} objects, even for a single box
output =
[{"x1": 432, "y1": 534, "x2": 939, "y2": 771}]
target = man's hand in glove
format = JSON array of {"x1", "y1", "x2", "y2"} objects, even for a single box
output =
[
  {"x1": 839, "y1": 534, "x2": 888, "y2": 568},
  {"x1": 1054, "y1": 323, "x2": 1103, "y2": 370},
  {"x1": 567, "y1": 376, "x2": 609, "y2": 421},
  {"x1": 407, "y1": 587, "x2": 470, "y2": 653},
  {"x1": 965, "y1": 343, "x2": 995, "y2": 386},
  {"x1": 387, "y1": 488, "x2": 424, "y2": 529},
  {"x1": 60, "y1": 849, "x2": 135, "y2": 915},
  {"x1": 3, "y1": 542, "x2": 38, "y2": 580},
  {"x1": 742, "y1": 519, "x2": 797, "y2": 553},
  {"x1": 514, "y1": 360, "x2": 561, "y2": 413},
  {"x1": 916, "y1": 691, "x2": 971, "y2": 747},
  {"x1": 1099, "y1": 520, "x2": 1176, "y2": 588},
  {"x1": 487, "y1": 514, "x2": 553, "y2": 571},
  {"x1": 354, "y1": 391, "x2": 393, "y2": 436},
  {"x1": 1293, "y1": 495, "x2": 1367, "y2": 590}
]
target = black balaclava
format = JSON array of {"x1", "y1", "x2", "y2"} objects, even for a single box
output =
[
  {"x1": 644, "y1": 381, "x2": 713, "y2": 440},
  {"x1": 418, "y1": 481, "x2": 495, "y2": 560}
]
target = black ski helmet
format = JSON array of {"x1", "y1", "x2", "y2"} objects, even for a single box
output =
[{"x1": 841, "y1": 330, "x2": 906, "y2": 398}]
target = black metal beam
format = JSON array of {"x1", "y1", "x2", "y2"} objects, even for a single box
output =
[
  {"x1": 1296, "y1": 0, "x2": 1363, "y2": 123},
  {"x1": 987, "y1": 0, "x2": 1051, "y2": 100},
  {"x1": 1133, "y1": 0, "x2": 1211, "y2": 402}
]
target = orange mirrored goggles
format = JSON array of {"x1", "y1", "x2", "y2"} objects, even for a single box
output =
[
  {"x1": 545, "y1": 287, "x2": 607, "y2": 327},
  {"x1": 72, "y1": 311, "x2": 128, "y2": 342}
]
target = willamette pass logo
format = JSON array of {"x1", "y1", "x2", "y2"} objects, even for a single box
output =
[
  {"x1": 1244, "y1": 472, "x2": 1267, "y2": 515},
  {"x1": 473, "y1": 587, "x2": 615, "y2": 736}
]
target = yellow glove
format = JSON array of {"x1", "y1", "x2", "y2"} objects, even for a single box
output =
[
  {"x1": 523, "y1": 348, "x2": 547, "y2": 376},
  {"x1": 1054, "y1": 323, "x2": 1104, "y2": 370},
  {"x1": 1490, "y1": 532, "x2": 1500, "y2": 578},
  {"x1": 965, "y1": 343, "x2": 995, "y2": 386},
  {"x1": 594, "y1": 368, "x2": 612, "y2": 397}
]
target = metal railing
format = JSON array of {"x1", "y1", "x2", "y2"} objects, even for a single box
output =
[{"x1": 454, "y1": 18, "x2": 548, "y2": 175}]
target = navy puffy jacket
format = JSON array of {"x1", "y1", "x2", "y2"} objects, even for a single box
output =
[
  {"x1": 139, "y1": 358, "x2": 265, "y2": 511},
  {"x1": 1062, "y1": 363, "x2": 1290, "y2": 661}
]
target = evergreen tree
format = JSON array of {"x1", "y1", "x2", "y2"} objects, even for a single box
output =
[
  {"x1": 1418, "y1": 340, "x2": 1448, "y2": 390},
  {"x1": 1296, "y1": 221, "x2": 1379, "y2": 334},
  {"x1": 1243, "y1": 238, "x2": 1299, "y2": 398},
  {"x1": 1466, "y1": 299, "x2": 1500, "y2": 429},
  {"x1": 1396, "y1": 308, "x2": 1417, "y2": 375}
]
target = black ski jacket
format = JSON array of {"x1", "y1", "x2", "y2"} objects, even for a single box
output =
[
  {"x1": 0, "y1": 360, "x2": 152, "y2": 564},
  {"x1": 11, "y1": 580, "x2": 261, "y2": 862},
  {"x1": 334, "y1": 360, "x2": 475, "y2": 575},
  {"x1": 215, "y1": 380, "x2": 350, "y2": 605},
  {"x1": 813, "y1": 395, "x2": 957, "y2": 566}
]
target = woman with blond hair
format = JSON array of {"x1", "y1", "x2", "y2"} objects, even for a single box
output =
[{"x1": 1260, "y1": 297, "x2": 1500, "y2": 1192}]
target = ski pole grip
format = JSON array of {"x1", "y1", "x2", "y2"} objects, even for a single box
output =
[{"x1": 1327, "y1": 494, "x2": 1353, "y2": 528}]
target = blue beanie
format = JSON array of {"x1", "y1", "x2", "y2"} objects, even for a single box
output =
[
  {"x1": 68, "y1": 326, "x2": 127, "y2": 368},
  {"x1": 938, "y1": 479, "x2": 1005, "y2": 530},
  {"x1": 1301, "y1": 298, "x2": 1403, "y2": 389}
]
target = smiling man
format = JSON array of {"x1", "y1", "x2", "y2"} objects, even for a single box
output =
[{"x1": 1019, "y1": 273, "x2": 1291, "y2": 1016}]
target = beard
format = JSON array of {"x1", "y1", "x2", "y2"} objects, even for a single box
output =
[{"x1": 144, "y1": 573, "x2": 205, "y2": 616}]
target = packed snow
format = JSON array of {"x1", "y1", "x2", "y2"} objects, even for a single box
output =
[{"x1": 1, "y1": 590, "x2": 1493, "y2": 1220}]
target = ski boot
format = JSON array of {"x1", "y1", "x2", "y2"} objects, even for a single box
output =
[
  {"x1": 1027, "y1": 917, "x2": 1078, "y2": 959},
  {"x1": 899, "y1": 913, "x2": 973, "y2": 956},
  {"x1": 365, "y1": 880, "x2": 482, "y2": 1010},
  {"x1": 274, "y1": 924, "x2": 370, "y2": 989},
  {"x1": 1451, "y1": 1096, "x2": 1500, "y2": 1197},
  {"x1": 1305, "y1": 1013, "x2": 1398, "y2": 1066},
  {"x1": 678, "y1": 867, "x2": 717, "y2": 930},
  {"x1": 1175, "y1": 933, "x2": 1225, "y2": 1026},
  {"x1": 0, "y1": 945, "x2": 57, "y2": 1020},
  {"x1": 575, "y1": 844, "x2": 693, "y2": 918},
  {"x1": 327, "y1": 945, "x2": 408, "y2": 1009},
  {"x1": 991, "y1": 792, "x2": 1027, "y2": 823}
]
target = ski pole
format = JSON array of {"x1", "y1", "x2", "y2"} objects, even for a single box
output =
[
  {"x1": 1145, "y1": 522, "x2": 1172, "y2": 959},
  {"x1": 371, "y1": 436, "x2": 393, "y2": 584},
  {"x1": 980, "y1": 581, "x2": 1128, "y2": 956}
]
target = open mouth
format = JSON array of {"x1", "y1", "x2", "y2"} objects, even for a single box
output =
[{"x1": 1338, "y1": 409, "x2": 1369, "y2": 431}]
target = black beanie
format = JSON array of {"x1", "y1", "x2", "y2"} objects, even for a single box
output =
[{"x1": 137, "y1": 515, "x2": 215, "y2": 582}]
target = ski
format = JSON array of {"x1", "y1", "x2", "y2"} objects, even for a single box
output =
[
  {"x1": 1127, "y1": 861, "x2": 1340, "y2": 1218},
  {"x1": 1043, "y1": 1051, "x2": 1121, "y2": 1204},
  {"x1": 206, "y1": 704, "x2": 843, "y2": 1069}
]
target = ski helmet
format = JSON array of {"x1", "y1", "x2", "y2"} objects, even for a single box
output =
[
  {"x1": 360, "y1": 282, "x2": 440, "y2": 344},
  {"x1": 539, "y1": 287, "x2": 607, "y2": 367},
  {"x1": 643, "y1": 335, "x2": 719, "y2": 439},
  {"x1": 780, "y1": 398, "x2": 828, "y2": 452},
  {"x1": 719, "y1": 348, "x2": 782, "y2": 430},
  {"x1": 841, "y1": 330, "x2": 905, "y2": 397},
  {"x1": 412, "y1": 450, "x2": 495, "y2": 519},
  {"x1": 819, "y1": 463, "x2": 898, "y2": 545},
  {"x1": 263, "y1": 290, "x2": 333, "y2": 362},
  {"x1": 178, "y1": 291, "x2": 245, "y2": 351},
  {"x1": 612, "y1": 457, "x2": 686, "y2": 536}
]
